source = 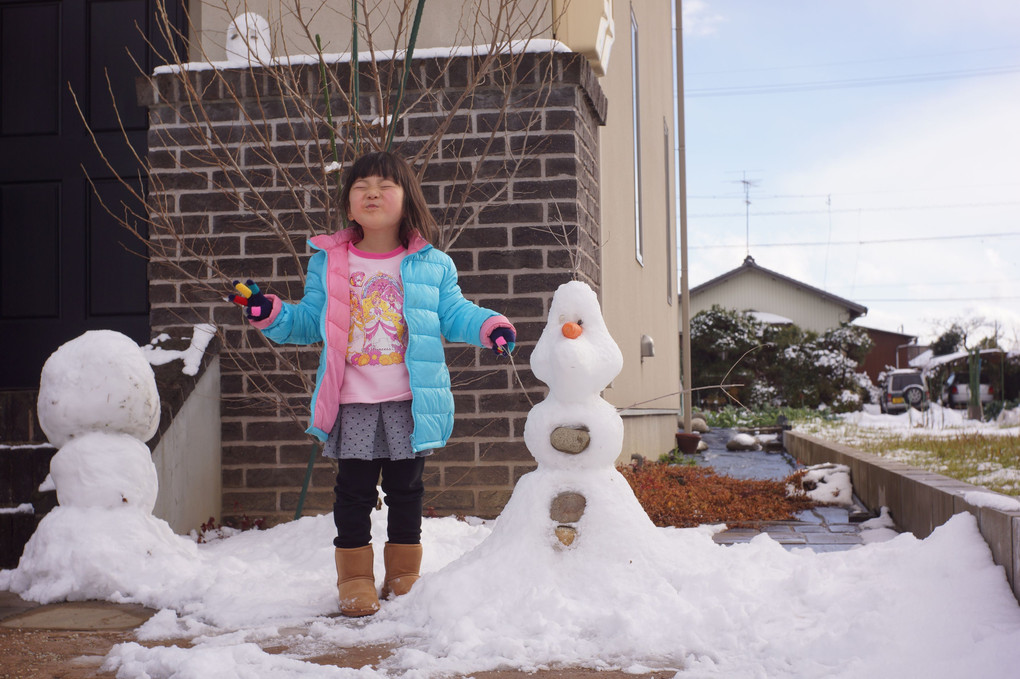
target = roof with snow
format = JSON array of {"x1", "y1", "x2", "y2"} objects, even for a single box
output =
[
  {"x1": 910, "y1": 347, "x2": 1006, "y2": 371},
  {"x1": 747, "y1": 310, "x2": 794, "y2": 325}
]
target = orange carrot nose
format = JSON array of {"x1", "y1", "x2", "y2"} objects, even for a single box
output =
[{"x1": 562, "y1": 322, "x2": 583, "y2": 339}]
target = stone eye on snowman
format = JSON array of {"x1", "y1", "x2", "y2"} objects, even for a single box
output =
[{"x1": 523, "y1": 281, "x2": 624, "y2": 547}]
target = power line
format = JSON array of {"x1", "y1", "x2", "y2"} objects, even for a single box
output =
[
  {"x1": 689, "y1": 231, "x2": 1020, "y2": 250},
  {"x1": 686, "y1": 64, "x2": 1020, "y2": 97},
  {"x1": 852, "y1": 278, "x2": 1020, "y2": 289},
  {"x1": 686, "y1": 45, "x2": 1020, "y2": 77},
  {"x1": 853, "y1": 295, "x2": 1020, "y2": 302},
  {"x1": 690, "y1": 200, "x2": 1020, "y2": 219},
  {"x1": 688, "y1": 182, "x2": 1020, "y2": 200}
]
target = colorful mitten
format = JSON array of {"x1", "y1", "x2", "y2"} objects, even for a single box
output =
[
  {"x1": 228, "y1": 279, "x2": 272, "y2": 321},
  {"x1": 489, "y1": 327, "x2": 516, "y2": 356}
]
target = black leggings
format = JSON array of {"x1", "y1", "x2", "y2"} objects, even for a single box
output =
[{"x1": 333, "y1": 456, "x2": 425, "y2": 549}]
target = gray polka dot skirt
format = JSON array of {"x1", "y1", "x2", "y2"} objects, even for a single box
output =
[{"x1": 323, "y1": 400, "x2": 422, "y2": 461}]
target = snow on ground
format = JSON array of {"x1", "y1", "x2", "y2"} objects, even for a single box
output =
[
  {"x1": 3, "y1": 493, "x2": 1020, "y2": 678},
  {"x1": 4, "y1": 323, "x2": 1020, "y2": 677},
  {"x1": 826, "y1": 403, "x2": 1020, "y2": 438}
]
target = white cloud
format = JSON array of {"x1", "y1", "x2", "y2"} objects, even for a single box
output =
[{"x1": 682, "y1": 0, "x2": 726, "y2": 37}]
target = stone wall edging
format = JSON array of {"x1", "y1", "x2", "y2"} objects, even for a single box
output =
[{"x1": 784, "y1": 430, "x2": 1020, "y2": 604}]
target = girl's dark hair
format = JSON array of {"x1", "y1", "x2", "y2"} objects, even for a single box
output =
[{"x1": 339, "y1": 151, "x2": 439, "y2": 246}]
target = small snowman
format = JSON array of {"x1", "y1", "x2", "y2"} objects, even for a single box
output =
[
  {"x1": 384, "y1": 282, "x2": 673, "y2": 655},
  {"x1": 38, "y1": 330, "x2": 160, "y2": 512},
  {"x1": 391, "y1": 281, "x2": 668, "y2": 652},
  {"x1": 224, "y1": 13, "x2": 272, "y2": 66},
  {"x1": 522, "y1": 280, "x2": 625, "y2": 547},
  {"x1": 3, "y1": 330, "x2": 201, "y2": 603}
]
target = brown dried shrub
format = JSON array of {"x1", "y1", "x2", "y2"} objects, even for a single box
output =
[{"x1": 619, "y1": 463, "x2": 816, "y2": 528}]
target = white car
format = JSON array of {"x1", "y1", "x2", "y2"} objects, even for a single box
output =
[{"x1": 940, "y1": 372, "x2": 994, "y2": 408}]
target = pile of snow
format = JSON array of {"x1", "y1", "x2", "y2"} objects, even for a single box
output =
[
  {"x1": 5, "y1": 510, "x2": 1011, "y2": 678},
  {"x1": 997, "y1": 406, "x2": 1020, "y2": 428},
  {"x1": 141, "y1": 324, "x2": 216, "y2": 376},
  {"x1": 788, "y1": 463, "x2": 854, "y2": 507},
  {"x1": 726, "y1": 432, "x2": 760, "y2": 451},
  {"x1": 963, "y1": 491, "x2": 1020, "y2": 513},
  {"x1": 820, "y1": 402, "x2": 1020, "y2": 436},
  {"x1": 0, "y1": 503, "x2": 33, "y2": 515},
  {"x1": 859, "y1": 507, "x2": 901, "y2": 545}
]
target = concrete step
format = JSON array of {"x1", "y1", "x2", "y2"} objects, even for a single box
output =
[
  {"x1": 0, "y1": 444, "x2": 57, "y2": 569},
  {"x1": 0, "y1": 389, "x2": 47, "y2": 445}
]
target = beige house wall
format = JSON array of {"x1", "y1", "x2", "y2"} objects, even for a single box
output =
[
  {"x1": 596, "y1": 0, "x2": 681, "y2": 461},
  {"x1": 691, "y1": 269, "x2": 858, "y2": 335},
  {"x1": 189, "y1": 1, "x2": 555, "y2": 62}
]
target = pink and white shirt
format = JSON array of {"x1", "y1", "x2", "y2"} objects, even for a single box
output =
[{"x1": 339, "y1": 244, "x2": 412, "y2": 403}]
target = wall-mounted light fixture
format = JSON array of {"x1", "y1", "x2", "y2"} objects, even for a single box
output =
[{"x1": 640, "y1": 334, "x2": 655, "y2": 363}]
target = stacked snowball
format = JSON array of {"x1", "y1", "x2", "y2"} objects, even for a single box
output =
[
  {"x1": 3, "y1": 330, "x2": 202, "y2": 605},
  {"x1": 38, "y1": 330, "x2": 161, "y2": 512}
]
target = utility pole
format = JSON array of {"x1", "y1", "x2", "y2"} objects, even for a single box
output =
[{"x1": 674, "y1": 0, "x2": 692, "y2": 434}]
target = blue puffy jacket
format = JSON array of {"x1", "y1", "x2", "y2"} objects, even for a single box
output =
[{"x1": 251, "y1": 228, "x2": 513, "y2": 453}]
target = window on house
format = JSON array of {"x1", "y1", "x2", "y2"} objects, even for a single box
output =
[
  {"x1": 631, "y1": 6, "x2": 643, "y2": 265},
  {"x1": 664, "y1": 118, "x2": 673, "y2": 305}
]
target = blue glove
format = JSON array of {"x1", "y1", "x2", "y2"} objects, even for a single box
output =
[
  {"x1": 489, "y1": 327, "x2": 516, "y2": 356},
  {"x1": 228, "y1": 279, "x2": 272, "y2": 321}
]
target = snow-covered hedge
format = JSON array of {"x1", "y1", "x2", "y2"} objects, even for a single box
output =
[{"x1": 688, "y1": 305, "x2": 873, "y2": 412}]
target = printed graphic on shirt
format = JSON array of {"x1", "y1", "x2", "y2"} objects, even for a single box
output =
[{"x1": 348, "y1": 270, "x2": 407, "y2": 366}]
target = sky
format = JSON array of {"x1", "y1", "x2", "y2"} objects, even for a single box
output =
[{"x1": 679, "y1": 0, "x2": 1020, "y2": 347}]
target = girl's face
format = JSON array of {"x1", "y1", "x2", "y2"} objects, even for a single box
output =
[{"x1": 346, "y1": 174, "x2": 405, "y2": 238}]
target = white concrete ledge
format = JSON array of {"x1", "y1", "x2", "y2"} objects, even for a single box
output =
[{"x1": 151, "y1": 356, "x2": 222, "y2": 534}]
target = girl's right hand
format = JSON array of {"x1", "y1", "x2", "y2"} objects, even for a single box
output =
[
  {"x1": 227, "y1": 279, "x2": 273, "y2": 321},
  {"x1": 489, "y1": 327, "x2": 516, "y2": 356}
]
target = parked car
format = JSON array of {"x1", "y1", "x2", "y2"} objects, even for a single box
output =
[
  {"x1": 880, "y1": 369, "x2": 929, "y2": 413},
  {"x1": 940, "y1": 372, "x2": 994, "y2": 408}
]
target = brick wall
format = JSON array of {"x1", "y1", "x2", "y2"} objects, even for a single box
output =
[{"x1": 140, "y1": 52, "x2": 607, "y2": 525}]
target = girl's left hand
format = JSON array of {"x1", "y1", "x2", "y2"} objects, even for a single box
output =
[{"x1": 489, "y1": 327, "x2": 516, "y2": 356}]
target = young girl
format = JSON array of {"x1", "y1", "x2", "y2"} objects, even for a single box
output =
[{"x1": 233, "y1": 151, "x2": 516, "y2": 617}]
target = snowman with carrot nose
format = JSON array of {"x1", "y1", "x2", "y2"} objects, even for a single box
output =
[{"x1": 521, "y1": 280, "x2": 625, "y2": 546}]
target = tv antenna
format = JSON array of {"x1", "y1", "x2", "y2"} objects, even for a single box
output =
[{"x1": 736, "y1": 171, "x2": 760, "y2": 258}]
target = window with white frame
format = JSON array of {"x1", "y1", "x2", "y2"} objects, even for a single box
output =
[
  {"x1": 664, "y1": 118, "x2": 673, "y2": 305},
  {"x1": 630, "y1": 5, "x2": 643, "y2": 265}
]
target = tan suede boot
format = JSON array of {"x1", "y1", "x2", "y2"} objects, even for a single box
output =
[
  {"x1": 381, "y1": 542, "x2": 422, "y2": 599},
  {"x1": 335, "y1": 546, "x2": 380, "y2": 617}
]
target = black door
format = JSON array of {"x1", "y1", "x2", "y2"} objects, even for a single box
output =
[{"x1": 0, "y1": 0, "x2": 185, "y2": 389}]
